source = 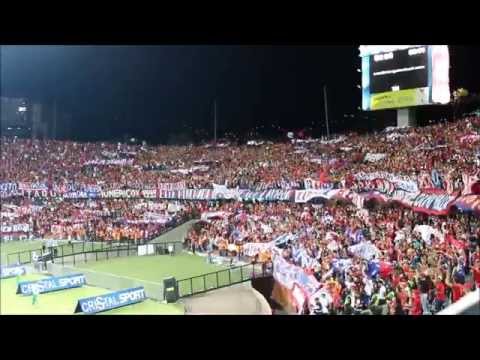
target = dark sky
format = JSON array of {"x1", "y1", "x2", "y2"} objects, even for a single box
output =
[{"x1": 2, "y1": 45, "x2": 480, "y2": 143}]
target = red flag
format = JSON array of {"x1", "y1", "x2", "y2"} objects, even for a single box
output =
[{"x1": 446, "y1": 234, "x2": 466, "y2": 250}]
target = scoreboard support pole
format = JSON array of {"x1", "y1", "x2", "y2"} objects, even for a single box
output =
[{"x1": 397, "y1": 108, "x2": 417, "y2": 128}]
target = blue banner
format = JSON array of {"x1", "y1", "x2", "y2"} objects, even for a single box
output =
[
  {"x1": 75, "y1": 287, "x2": 146, "y2": 314},
  {"x1": 0, "y1": 265, "x2": 26, "y2": 279},
  {"x1": 16, "y1": 273, "x2": 86, "y2": 295}
]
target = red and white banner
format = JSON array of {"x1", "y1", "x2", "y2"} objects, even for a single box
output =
[
  {"x1": 157, "y1": 181, "x2": 186, "y2": 191},
  {"x1": 84, "y1": 159, "x2": 134, "y2": 166}
]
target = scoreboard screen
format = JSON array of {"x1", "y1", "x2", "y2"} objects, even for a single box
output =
[{"x1": 359, "y1": 45, "x2": 450, "y2": 111}]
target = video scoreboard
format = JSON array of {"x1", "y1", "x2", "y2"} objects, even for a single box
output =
[{"x1": 359, "y1": 45, "x2": 450, "y2": 111}]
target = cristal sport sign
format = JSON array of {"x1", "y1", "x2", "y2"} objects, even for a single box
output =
[
  {"x1": 0, "y1": 265, "x2": 26, "y2": 279},
  {"x1": 75, "y1": 287, "x2": 146, "y2": 314},
  {"x1": 17, "y1": 273, "x2": 86, "y2": 295}
]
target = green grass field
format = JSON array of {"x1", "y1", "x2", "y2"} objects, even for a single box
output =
[
  {"x1": 0, "y1": 274, "x2": 184, "y2": 315},
  {"x1": 77, "y1": 253, "x2": 260, "y2": 296},
  {"x1": 1, "y1": 240, "x2": 260, "y2": 314}
]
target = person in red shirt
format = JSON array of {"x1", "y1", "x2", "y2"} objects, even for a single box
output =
[
  {"x1": 410, "y1": 283, "x2": 422, "y2": 316},
  {"x1": 472, "y1": 258, "x2": 480, "y2": 290},
  {"x1": 447, "y1": 274, "x2": 466, "y2": 303},
  {"x1": 433, "y1": 275, "x2": 447, "y2": 313}
]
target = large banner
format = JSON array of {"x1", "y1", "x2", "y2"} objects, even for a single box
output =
[
  {"x1": 75, "y1": 287, "x2": 146, "y2": 314},
  {"x1": 0, "y1": 265, "x2": 26, "y2": 279},
  {"x1": 304, "y1": 178, "x2": 334, "y2": 190},
  {"x1": 1, "y1": 223, "x2": 31, "y2": 233},
  {"x1": 411, "y1": 193, "x2": 457, "y2": 215},
  {"x1": 272, "y1": 255, "x2": 320, "y2": 299},
  {"x1": 294, "y1": 189, "x2": 341, "y2": 203},
  {"x1": 84, "y1": 159, "x2": 134, "y2": 166},
  {"x1": 354, "y1": 172, "x2": 419, "y2": 193},
  {"x1": 238, "y1": 189, "x2": 293, "y2": 202},
  {"x1": 157, "y1": 181, "x2": 186, "y2": 191},
  {"x1": 17, "y1": 273, "x2": 86, "y2": 295},
  {"x1": 0, "y1": 182, "x2": 18, "y2": 198}
]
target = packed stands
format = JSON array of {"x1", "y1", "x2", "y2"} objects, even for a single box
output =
[{"x1": 1, "y1": 115, "x2": 480, "y2": 314}]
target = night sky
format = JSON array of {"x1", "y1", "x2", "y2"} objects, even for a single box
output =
[{"x1": 2, "y1": 45, "x2": 480, "y2": 143}]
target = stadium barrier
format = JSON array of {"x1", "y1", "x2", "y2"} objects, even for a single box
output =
[
  {"x1": 6, "y1": 241, "x2": 184, "y2": 267},
  {"x1": 176, "y1": 261, "x2": 273, "y2": 298}
]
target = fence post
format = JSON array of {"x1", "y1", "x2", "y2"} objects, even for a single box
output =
[
  {"x1": 18, "y1": 253, "x2": 20, "y2": 265},
  {"x1": 203, "y1": 275, "x2": 206, "y2": 292},
  {"x1": 240, "y1": 266, "x2": 244, "y2": 281},
  {"x1": 71, "y1": 243, "x2": 74, "y2": 255},
  {"x1": 228, "y1": 268, "x2": 232, "y2": 285},
  {"x1": 106, "y1": 248, "x2": 109, "y2": 260},
  {"x1": 29, "y1": 250, "x2": 32, "y2": 264},
  {"x1": 117, "y1": 245, "x2": 120, "y2": 258},
  {"x1": 216, "y1": 271, "x2": 219, "y2": 288},
  {"x1": 73, "y1": 253, "x2": 76, "y2": 266},
  {"x1": 83, "y1": 241, "x2": 85, "y2": 254},
  {"x1": 190, "y1": 278, "x2": 193, "y2": 296},
  {"x1": 96, "y1": 251, "x2": 98, "y2": 262},
  {"x1": 84, "y1": 249, "x2": 87, "y2": 263}
]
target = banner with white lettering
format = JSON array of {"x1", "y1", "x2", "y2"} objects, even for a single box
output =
[
  {"x1": 1, "y1": 223, "x2": 31, "y2": 233},
  {"x1": 17, "y1": 273, "x2": 86, "y2": 295},
  {"x1": 411, "y1": 193, "x2": 457, "y2": 215},
  {"x1": 364, "y1": 153, "x2": 387, "y2": 162},
  {"x1": 0, "y1": 265, "x2": 26, "y2": 279},
  {"x1": 84, "y1": 159, "x2": 134, "y2": 166},
  {"x1": 294, "y1": 189, "x2": 341, "y2": 203},
  {"x1": 75, "y1": 286, "x2": 146, "y2": 314}
]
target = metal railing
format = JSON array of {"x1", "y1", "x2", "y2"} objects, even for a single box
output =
[
  {"x1": 176, "y1": 261, "x2": 273, "y2": 298},
  {"x1": 6, "y1": 240, "x2": 184, "y2": 266}
]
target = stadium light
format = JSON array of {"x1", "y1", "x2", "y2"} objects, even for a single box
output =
[
  {"x1": 356, "y1": 69, "x2": 361, "y2": 73},
  {"x1": 356, "y1": 85, "x2": 362, "y2": 89}
]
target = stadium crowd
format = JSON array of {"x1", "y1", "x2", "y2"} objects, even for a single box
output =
[{"x1": 1, "y1": 115, "x2": 480, "y2": 314}]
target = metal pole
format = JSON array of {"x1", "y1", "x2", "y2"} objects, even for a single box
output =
[
  {"x1": 53, "y1": 98, "x2": 57, "y2": 139},
  {"x1": 323, "y1": 85, "x2": 330, "y2": 138},
  {"x1": 214, "y1": 98, "x2": 217, "y2": 145}
]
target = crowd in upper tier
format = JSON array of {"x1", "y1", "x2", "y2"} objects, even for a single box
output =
[{"x1": 1, "y1": 116, "x2": 479, "y2": 192}]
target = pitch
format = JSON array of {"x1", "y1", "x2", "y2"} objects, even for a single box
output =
[{"x1": 0, "y1": 274, "x2": 184, "y2": 315}]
